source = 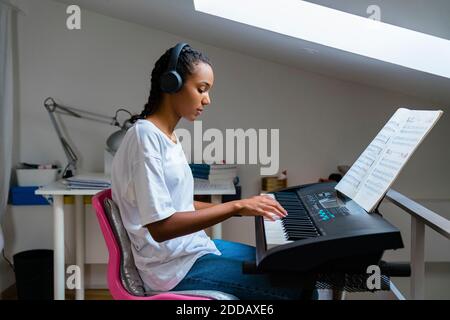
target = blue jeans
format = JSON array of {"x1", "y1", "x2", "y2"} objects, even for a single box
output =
[{"x1": 172, "y1": 239, "x2": 316, "y2": 300}]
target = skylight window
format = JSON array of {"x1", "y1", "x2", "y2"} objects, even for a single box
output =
[{"x1": 193, "y1": 0, "x2": 450, "y2": 79}]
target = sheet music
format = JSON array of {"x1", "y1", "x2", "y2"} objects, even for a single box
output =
[{"x1": 335, "y1": 108, "x2": 443, "y2": 212}]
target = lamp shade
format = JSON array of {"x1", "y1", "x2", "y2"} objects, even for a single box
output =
[{"x1": 106, "y1": 128, "x2": 127, "y2": 154}]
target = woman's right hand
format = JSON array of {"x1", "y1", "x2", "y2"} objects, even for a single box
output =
[{"x1": 233, "y1": 195, "x2": 287, "y2": 221}]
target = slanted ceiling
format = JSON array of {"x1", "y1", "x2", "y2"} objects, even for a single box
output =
[{"x1": 54, "y1": 0, "x2": 450, "y2": 105}]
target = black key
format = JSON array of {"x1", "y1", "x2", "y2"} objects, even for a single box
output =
[
  {"x1": 286, "y1": 229, "x2": 314, "y2": 235},
  {"x1": 283, "y1": 221, "x2": 315, "y2": 227},
  {"x1": 283, "y1": 206, "x2": 305, "y2": 210},
  {"x1": 277, "y1": 199, "x2": 300, "y2": 203},
  {"x1": 283, "y1": 226, "x2": 317, "y2": 232},
  {"x1": 285, "y1": 228, "x2": 316, "y2": 233},
  {"x1": 283, "y1": 226, "x2": 317, "y2": 233},
  {"x1": 283, "y1": 219, "x2": 313, "y2": 223}
]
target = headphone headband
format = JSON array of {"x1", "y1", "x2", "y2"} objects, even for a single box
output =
[
  {"x1": 167, "y1": 42, "x2": 188, "y2": 73},
  {"x1": 160, "y1": 42, "x2": 189, "y2": 93}
]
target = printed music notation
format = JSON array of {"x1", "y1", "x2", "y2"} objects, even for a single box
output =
[{"x1": 335, "y1": 108, "x2": 443, "y2": 212}]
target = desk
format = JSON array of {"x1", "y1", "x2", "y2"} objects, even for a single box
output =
[
  {"x1": 36, "y1": 178, "x2": 235, "y2": 300},
  {"x1": 193, "y1": 178, "x2": 236, "y2": 239}
]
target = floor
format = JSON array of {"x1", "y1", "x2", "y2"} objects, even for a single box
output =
[
  {"x1": 1, "y1": 285, "x2": 113, "y2": 300},
  {"x1": 345, "y1": 262, "x2": 450, "y2": 300},
  {"x1": 2, "y1": 263, "x2": 449, "y2": 300},
  {"x1": 390, "y1": 262, "x2": 450, "y2": 300}
]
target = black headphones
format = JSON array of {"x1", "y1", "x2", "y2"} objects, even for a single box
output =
[{"x1": 160, "y1": 42, "x2": 189, "y2": 93}]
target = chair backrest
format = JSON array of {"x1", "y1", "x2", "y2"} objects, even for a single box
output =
[{"x1": 92, "y1": 189, "x2": 209, "y2": 300}]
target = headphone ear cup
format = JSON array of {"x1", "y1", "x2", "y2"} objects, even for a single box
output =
[{"x1": 160, "y1": 71, "x2": 183, "y2": 93}]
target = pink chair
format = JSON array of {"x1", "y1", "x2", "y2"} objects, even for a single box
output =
[{"x1": 92, "y1": 189, "x2": 237, "y2": 300}]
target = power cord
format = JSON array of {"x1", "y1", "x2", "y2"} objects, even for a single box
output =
[{"x1": 1, "y1": 249, "x2": 14, "y2": 272}]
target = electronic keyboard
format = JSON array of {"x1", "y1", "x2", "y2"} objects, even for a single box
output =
[{"x1": 254, "y1": 182, "x2": 404, "y2": 274}]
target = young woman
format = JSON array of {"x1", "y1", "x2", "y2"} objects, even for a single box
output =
[{"x1": 111, "y1": 43, "x2": 313, "y2": 300}]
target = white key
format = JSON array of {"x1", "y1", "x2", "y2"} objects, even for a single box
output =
[
  {"x1": 264, "y1": 219, "x2": 290, "y2": 244},
  {"x1": 261, "y1": 193, "x2": 291, "y2": 247}
]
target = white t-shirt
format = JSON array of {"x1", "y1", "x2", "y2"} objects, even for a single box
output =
[{"x1": 111, "y1": 119, "x2": 220, "y2": 291}]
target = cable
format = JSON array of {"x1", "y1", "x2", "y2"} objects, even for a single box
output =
[
  {"x1": 2, "y1": 249, "x2": 14, "y2": 272},
  {"x1": 115, "y1": 108, "x2": 132, "y2": 117},
  {"x1": 114, "y1": 108, "x2": 133, "y2": 128}
]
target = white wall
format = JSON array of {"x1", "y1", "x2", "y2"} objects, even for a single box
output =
[
  {"x1": 1, "y1": 3, "x2": 21, "y2": 294},
  {"x1": 2, "y1": 0, "x2": 449, "y2": 290}
]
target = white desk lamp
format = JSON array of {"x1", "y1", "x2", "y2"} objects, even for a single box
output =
[{"x1": 44, "y1": 97, "x2": 133, "y2": 178}]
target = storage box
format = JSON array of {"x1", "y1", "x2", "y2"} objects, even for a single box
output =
[
  {"x1": 16, "y1": 168, "x2": 60, "y2": 187},
  {"x1": 9, "y1": 186, "x2": 50, "y2": 206}
]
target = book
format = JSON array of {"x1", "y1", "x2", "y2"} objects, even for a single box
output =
[
  {"x1": 66, "y1": 172, "x2": 111, "y2": 184},
  {"x1": 189, "y1": 163, "x2": 210, "y2": 179},
  {"x1": 335, "y1": 108, "x2": 443, "y2": 212},
  {"x1": 64, "y1": 172, "x2": 111, "y2": 189},
  {"x1": 208, "y1": 176, "x2": 238, "y2": 185},
  {"x1": 208, "y1": 170, "x2": 238, "y2": 178},
  {"x1": 63, "y1": 184, "x2": 109, "y2": 190},
  {"x1": 210, "y1": 164, "x2": 237, "y2": 170},
  {"x1": 208, "y1": 166, "x2": 237, "y2": 184},
  {"x1": 189, "y1": 163, "x2": 239, "y2": 182},
  {"x1": 66, "y1": 181, "x2": 110, "y2": 187}
]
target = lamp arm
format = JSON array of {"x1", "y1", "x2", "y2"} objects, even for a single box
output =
[
  {"x1": 43, "y1": 97, "x2": 133, "y2": 178},
  {"x1": 44, "y1": 97, "x2": 122, "y2": 127},
  {"x1": 45, "y1": 106, "x2": 79, "y2": 177}
]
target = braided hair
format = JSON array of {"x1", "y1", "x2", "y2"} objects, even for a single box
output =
[{"x1": 130, "y1": 44, "x2": 211, "y2": 123}]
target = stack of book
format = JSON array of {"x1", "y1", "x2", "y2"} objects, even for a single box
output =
[
  {"x1": 64, "y1": 173, "x2": 111, "y2": 190},
  {"x1": 189, "y1": 163, "x2": 239, "y2": 186},
  {"x1": 261, "y1": 170, "x2": 287, "y2": 192},
  {"x1": 209, "y1": 164, "x2": 238, "y2": 185},
  {"x1": 189, "y1": 163, "x2": 210, "y2": 180}
]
